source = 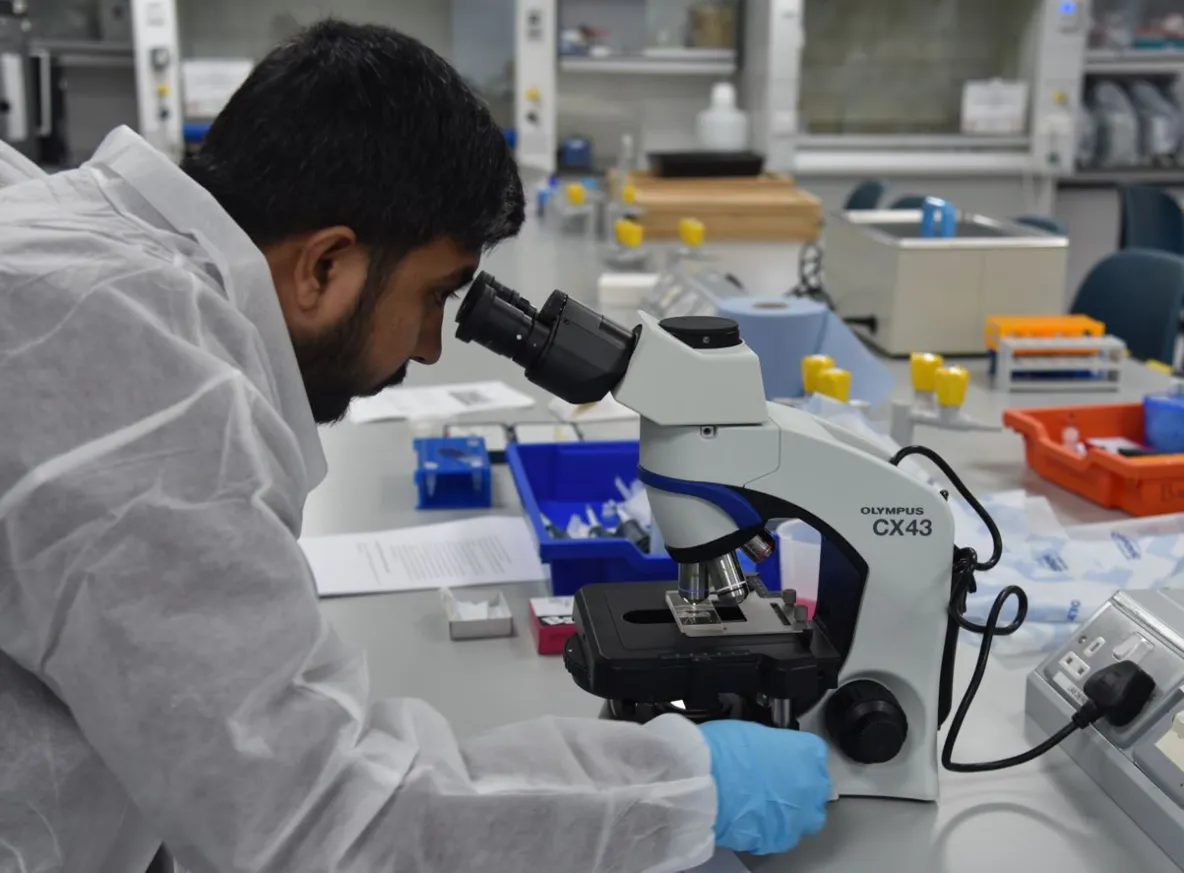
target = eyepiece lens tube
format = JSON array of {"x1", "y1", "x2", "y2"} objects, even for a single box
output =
[
  {"x1": 454, "y1": 273, "x2": 537, "y2": 360},
  {"x1": 455, "y1": 271, "x2": 638, "y2": 405}
]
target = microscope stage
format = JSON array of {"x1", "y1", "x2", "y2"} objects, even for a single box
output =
[{"x1": 565, "y1": 581, "x2": 842, "y2": 707}]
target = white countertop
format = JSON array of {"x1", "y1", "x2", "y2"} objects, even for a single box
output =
[{"x1": 307, "y1": 214, "x2": 1179, "y2": 872}]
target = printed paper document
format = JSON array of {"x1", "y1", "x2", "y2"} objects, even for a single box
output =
[
  {"x1": 347, "y1": 380, "x2": 534, "y2": 423},
  {"x1": 302, "y1": 516, "x2": 546, "y2": 596}
]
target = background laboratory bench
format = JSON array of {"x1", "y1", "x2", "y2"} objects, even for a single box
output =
[{"x1": 305, "y1": 217, "x2": 1180, "y2": 873}]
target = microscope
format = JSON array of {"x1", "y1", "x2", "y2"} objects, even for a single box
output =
[{"x1": 455, "y1": 272, "x2": 1134, "y2": 802}]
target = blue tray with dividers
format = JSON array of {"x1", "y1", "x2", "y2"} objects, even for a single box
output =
[{"x1": 507, "y1": 439, "x2": 781, "y2": 595}]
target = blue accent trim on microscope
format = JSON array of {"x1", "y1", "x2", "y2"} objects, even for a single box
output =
[{"x1": 636, "y1": 467, "x2": 763, "y2": 529}]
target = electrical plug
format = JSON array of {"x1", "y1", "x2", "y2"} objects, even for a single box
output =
[{"x1": 1076, "y1": 660, "x2": 1156, "y2": 728}]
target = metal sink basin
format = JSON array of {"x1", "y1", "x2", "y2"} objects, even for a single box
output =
[{"x1": 826, "y1": 210, "x2": 1069, "y2": 356}]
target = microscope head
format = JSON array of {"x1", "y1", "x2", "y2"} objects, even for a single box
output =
[
  {"x1": 454, "y1": 272, "x2": 637, "y2": 404},
  {"x1": 456, "y1": 273, "x2": 777, "y2": 584}
]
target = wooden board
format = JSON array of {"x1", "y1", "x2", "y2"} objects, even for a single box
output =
[{"x1": 610, "y1": 171, "x2": 823, "y2": 242}]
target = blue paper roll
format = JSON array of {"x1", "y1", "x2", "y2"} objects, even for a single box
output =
[
  {"x1": 716, "y1": 297, "x2": 829, "y2": 399},
  {"x1": 717, "y1": 296, "x2": 897, "y2": 405}
]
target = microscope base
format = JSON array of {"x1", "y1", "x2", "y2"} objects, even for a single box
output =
[{"x1": 564, "y1": 581, "x2": 842, "y2": 718}]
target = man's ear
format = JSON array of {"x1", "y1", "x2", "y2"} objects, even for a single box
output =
[{"x1": 289, "y1": 226, "x2": 361, "y2": 322}]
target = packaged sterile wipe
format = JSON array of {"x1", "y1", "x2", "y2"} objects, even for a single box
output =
[
  {"x1": 1092, "y1": 80, "x2": 1141, "y2": 167},
  {"x1": 951, "y1": 493, "x2": 1184, "y2": 656},
  {"x1": 1130, "y1": 79, "x2": 1182, "y2": 160},
  {"x1": 1077, "y1": 104, "x2": 1098, "y2": 167}
]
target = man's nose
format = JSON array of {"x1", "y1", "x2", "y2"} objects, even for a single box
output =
[{"x1": 413, "y1": 313, "x2": 443, "y2": 365}]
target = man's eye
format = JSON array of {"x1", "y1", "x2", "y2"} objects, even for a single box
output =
[{"x1": 433, "y1": 289, "x2": 459, "y2": 306}]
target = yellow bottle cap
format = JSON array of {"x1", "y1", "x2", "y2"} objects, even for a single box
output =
[
  {"x1": 615, "y1": 219, "x2": 644, "y2": 248},
  {"x1": 525, "y1": 86, "x2": 541, "y2": 102},
  {"x1": 910, "y1": 352, "x2": 944, "y2": 392},
  {"x1": 817, "y1": 368, "x2": 852, "y2": 404},
  {"x1": 678, "y1": 217, "x2": 705, "y2": 248},
  {"x1": 156, "y1": 82, "x2": 170, "y2": 97},
  {"x1": 622, "y1": 183, "x2": 638, "y2": 205},
  {"x1": 801, "y1": 354, "x2": 835, "y2": 395},
  {"x1": 934, "y1": 365, "x2": 970, "y2": 408},
  {"x1": 565, "y1": 183, "x2": 587, "y2": 206}
]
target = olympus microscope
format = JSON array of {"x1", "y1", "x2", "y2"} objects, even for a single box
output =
[{"x1": 455, "y1": 272, "x2": 1158, "y2": 803}]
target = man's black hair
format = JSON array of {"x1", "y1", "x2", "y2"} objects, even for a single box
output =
[{"x1": 182, "y1": 19, "x2": 524, "y2": 254}]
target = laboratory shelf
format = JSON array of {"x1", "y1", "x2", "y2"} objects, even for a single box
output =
[
  {"x1": 559, "y1": 52, "x2": 736, "y2": 76},
  {"x1": 1060, "y1": 168, "x2": 1184, "y2": 188},
  {"x1": 30, "y1": 39, "x2": 135, "y2": 69},
  {"x1": 1085, "y1": 48, "x2": 1184, "y2": 75},
  {"x1": 796, "y1": 134, "x2": 1031, "y2": 151}
]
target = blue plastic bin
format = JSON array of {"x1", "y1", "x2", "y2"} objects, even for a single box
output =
[
  {"x1": 508, "y1": 440, "x2": 781, "y2": 595},
  {"x1": 1144, "y1": 394, "x2": 1184, "y2": 453}
]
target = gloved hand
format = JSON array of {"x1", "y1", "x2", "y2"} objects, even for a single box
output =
[{"x1": 699, "y1": 720, "x2": 830, "y2": 855}]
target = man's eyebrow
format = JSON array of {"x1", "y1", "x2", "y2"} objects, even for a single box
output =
[{"x1": 438, "y1": 266, "x2": 476, "y2": 289}]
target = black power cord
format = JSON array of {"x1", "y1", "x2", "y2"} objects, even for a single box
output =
[
  {"x1": 785, "y1": 240, "x2": 877, "y2": 334},
  {"x1": 890, "y1": 444, "x2": 1156, "y2": 773},
  {"x1": 788, "y1": 241, "x2": 834, "y2": 308}
]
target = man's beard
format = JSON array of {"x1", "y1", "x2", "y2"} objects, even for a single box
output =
[{"x1": 292, "y1": 268, "x2": 407, "y2": 424}]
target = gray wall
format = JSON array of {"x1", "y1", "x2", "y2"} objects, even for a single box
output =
[{"x1": 177, "y1": 0, "x2": 453, "y2": 60}]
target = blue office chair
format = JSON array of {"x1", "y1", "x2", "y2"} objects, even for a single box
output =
[
  {"x1": 888, "y1": 194, "x2": 928, "y2": 210},
  {"x1": 1014, "y1": 214, "x2": 1067, "y2": 235},
  {"x1": 844, "y1": 179, "x2": 886, "y2": 210},
  {"x1": 1119, "y1": 184, "x2": 1184, "y2": 254},
  {"x1": 1070, "y1": 249, "x2": 1184, "y2": 363}
]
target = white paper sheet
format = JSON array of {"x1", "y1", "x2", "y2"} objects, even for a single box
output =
[
  {"x1": 549, "y1": 394, "x2": 638, "y2": 422},
  {"x1": 301, "y1": 516, "x2": 546, "y2": 597},
  {"x1": 347, "y1": 381, "x2": 535, "y2": 424},
  {"x1": 686, "y1": 851, "x2": 747, "y2": 873}
]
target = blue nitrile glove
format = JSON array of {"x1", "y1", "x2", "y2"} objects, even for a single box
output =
[{"x1": 699, "y1": 721, "x2": 830, "y2": 855}]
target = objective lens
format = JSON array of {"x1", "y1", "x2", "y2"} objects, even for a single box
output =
[{"x1": 455, "y1": 271, "x2": 639, "y2": 405}]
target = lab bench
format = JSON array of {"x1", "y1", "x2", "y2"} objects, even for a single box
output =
[{"x1": 304, "y1": 215, "x2": 1180, "y2": 873}]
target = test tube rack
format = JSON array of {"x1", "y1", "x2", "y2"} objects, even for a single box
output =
[
  {"x1": 414, "y1": 437, "x2": 493, "y2": 510},
  {"x1": 991, "y1": 335, "x2": 1127, "y2": 393}
]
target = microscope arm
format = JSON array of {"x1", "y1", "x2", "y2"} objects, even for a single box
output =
[{"x1": 610, "y1": 313, "x2": 947, "y2": 561}]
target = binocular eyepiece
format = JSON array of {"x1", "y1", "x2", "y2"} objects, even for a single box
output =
[{"x1": 454, "y1": 272, "x2": 638, "y2": 404}]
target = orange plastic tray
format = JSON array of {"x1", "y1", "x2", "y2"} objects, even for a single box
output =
[
  {"x1": 985, "y1": 314, "x2": 1105, "y2": 354},
  {"x1": 1004, "y1": 403, "x2": 1184, "y2": 516}
]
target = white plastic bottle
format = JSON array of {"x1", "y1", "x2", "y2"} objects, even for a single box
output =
[{"x1": 695, "y1": 82, "x2": 749, "y2": 151}]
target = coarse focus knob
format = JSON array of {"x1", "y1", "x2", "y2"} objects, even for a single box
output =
[{"x1": 825, "y1": 680, "x2": 908, "y2": 764}]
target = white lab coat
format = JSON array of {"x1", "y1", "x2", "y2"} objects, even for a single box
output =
[{"x1": 0, "y1": 128, "x2": 716, "y2": 873}]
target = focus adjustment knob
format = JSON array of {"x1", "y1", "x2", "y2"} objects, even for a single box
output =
[{"x1": 825, "y1": 680, "x2": 908, "y2": 764}]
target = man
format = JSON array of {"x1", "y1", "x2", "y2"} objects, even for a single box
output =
[{"x1": 0, "y1": 20, "x2": 829, "y2": 873}]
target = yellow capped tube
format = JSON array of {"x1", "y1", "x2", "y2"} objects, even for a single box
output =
[
  {"x1": 817, "y1": 368, "x2": 852, "y2": 404},
  {"x1": 565, "y1": 183, "x2": 587, "y2": 207},
  {"x1": 678, "y1": 218, "x2": 706, "y2": 248},
  {"x1": 910, "y1": 352, "x2": 943, "y2": 393},
  {"x1": 622, "y1": 183, "x2": 638, "y2": 205},
  {"x1": 801, "y1": 354, "x2": 835, "y2": 395},
  {"x1": 615, "y1": 219, "x2": 644, "y2": 248},
  {"x1": 934, "y1": 365, "x2": 969, "y2": 408}
]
